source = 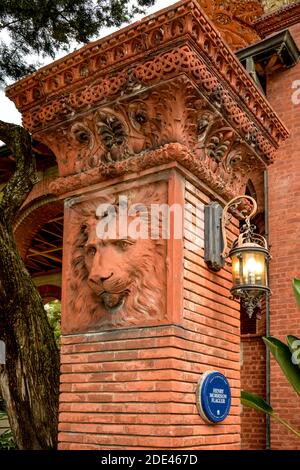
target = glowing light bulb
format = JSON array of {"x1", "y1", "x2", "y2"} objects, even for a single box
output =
[{"x1": 244, "y1": 256, "x2": 256, "y2": 285}]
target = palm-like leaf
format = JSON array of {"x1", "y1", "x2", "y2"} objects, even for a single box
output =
[
  {"x1": 241, "y1": 390, "x2": 300, "y2": 438},
  {"x1": 241, "y1": 390, "x2": 273, "y2": 415},
  {"x1": 263, "y1": 336, "x2": 300, "y2": 397},
  {"x1": 292, "y1": 278, "x2": 300, "y2": 309},
  {"x1": 286, "y1": 335, "x2": 300, "y2": 370}
]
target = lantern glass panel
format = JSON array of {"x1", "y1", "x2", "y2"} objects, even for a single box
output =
[{"x1": 231, "y1": 250, "x2": 267, "y2": 288}]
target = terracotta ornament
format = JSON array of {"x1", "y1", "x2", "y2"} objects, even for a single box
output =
[
  {"x1": 64, "y1": 182, "x2": 167, "y2": 333},
  {"x1": 199, "y1": 0, "x2": 262, "y2": 50}
]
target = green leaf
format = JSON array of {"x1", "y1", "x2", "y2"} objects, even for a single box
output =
[
  {"x1": 287, "y1": 335, "x2": 300, "y2": 370},
  {"x1": 241, "y1": 390, "x2": 274, "y2": 415},
  {"x1": 292, "y1": 278, "x2": 300, "y2": 309},
  {"x1": 241, "y1": 390, "x2": 300, "y2": 438},
  {"x1": 264, "y1": 336, "x2": 300, "y2": 396}
]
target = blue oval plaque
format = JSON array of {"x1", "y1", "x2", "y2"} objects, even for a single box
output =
[{"x1": 196, "y1": 370, "x2": 231, "y2": 423}]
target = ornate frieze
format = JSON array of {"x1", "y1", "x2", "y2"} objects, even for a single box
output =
[
  {"x1": 49, "y1": 141, "x2": 264, "y2": 202},
  {"x1": 38, "y1": 77, "x2": 267, "y2": 200}
]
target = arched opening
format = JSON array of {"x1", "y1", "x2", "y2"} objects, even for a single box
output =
[
  {"x1": 15, "y1": 204, "x2": 63, "y2": 347},
  {"x1": 22, "y1": 213, "x2": 63, "y2": 347},
  {"x1": 38, "y1": 285, "x2": 61, "y2": 304},
  {"x1": 24, "y1": 214, "x2": 63, "y2": 276}
]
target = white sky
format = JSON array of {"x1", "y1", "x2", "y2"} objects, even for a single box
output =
[{"x1": 0, "y1": 0, "x2": 175, "y2": 126}]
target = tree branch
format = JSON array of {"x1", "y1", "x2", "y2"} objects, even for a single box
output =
[
  {"x1": 0, "y1": 121, "x2": 38, "y2": 224},
  {"x1": 0, "y1": 19, "x2": 20, "y2": 30}
]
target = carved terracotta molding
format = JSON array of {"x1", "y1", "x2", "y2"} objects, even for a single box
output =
[
  {"x1": 35, "y1": 76, "x2": 274, "y2": 184},
  {"x1": 6, "y1": 0, "x2": 288, "y2": 157},
  {"x1": 49, "y1": 142, "x2": 265, "y2": 202},
  {"x1": 255, "y1": 1, "x2": 300, "y2": 37},
  {"x1": 198, "y1": 0, "x2": 262, "y2": 50}
]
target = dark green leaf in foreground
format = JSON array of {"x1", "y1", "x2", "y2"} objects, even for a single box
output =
[
  {"x1": 263, "y1": 336, "x2": 300, "y2": 396},
  {"x1": 241, "y1": 390, "x2": 273, "y2": 415},
  {"x1": 292, "y1": 278, "x2": 300, "y2": 309}
]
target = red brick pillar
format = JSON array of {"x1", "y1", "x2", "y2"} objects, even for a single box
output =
[{"x1": 6, "y1": 0, "x2": 287, "y2": 451}]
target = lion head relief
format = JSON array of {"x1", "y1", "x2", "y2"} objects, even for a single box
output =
[{"x1": 65, "y1": 183, "x2": 167, "y2": 333}]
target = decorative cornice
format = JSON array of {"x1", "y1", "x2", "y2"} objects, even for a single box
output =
[
  {"x1": 6, "y1": 0, "x2": 288, "y2": 150},
  {"x1": 255, "y1": 1, "x2": 300, "y2": 37}
]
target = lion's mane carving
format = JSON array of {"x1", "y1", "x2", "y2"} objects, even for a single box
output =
[{"x1": 67, "y1": 184, "x2": 167, "y2": 332}]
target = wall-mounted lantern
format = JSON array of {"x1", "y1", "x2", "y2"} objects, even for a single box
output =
[{"x1": 205, "y1": 196, "x2": 270, "y2": 319}]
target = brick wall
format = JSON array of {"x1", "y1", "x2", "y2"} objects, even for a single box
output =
[
  {"x1": 266, "y1": 22, "x2": 300, "y2": 450},
  {"x1": 241, "y1": 336, "x2": 266, "y2": 449},
  {"x1": 182, "y1": 179, "x2": 241, "y2": 449},
  {"x1": 59, "y1": 326, "x2": 208, "y2": 450}
]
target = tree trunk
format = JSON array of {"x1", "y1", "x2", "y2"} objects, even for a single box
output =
[{"x1": 0, "y1": 121, "x2": 60, "y2": 449}]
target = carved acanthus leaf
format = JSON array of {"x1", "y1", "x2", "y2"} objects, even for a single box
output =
[{"x1": 96, "y1": 111, "x2": 128, "y2": 162}]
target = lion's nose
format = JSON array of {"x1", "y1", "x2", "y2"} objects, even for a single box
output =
[
  {"x1": 88, "y1": 272, "x2": 113, "y2": 287},
  {"x1": 100, "y1": 273, "x2": 113, "y2": 283}
]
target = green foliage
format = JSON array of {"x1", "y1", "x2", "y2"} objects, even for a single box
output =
[
  {"x1": 287, "y1": 335, "x2": 300, "y2": 369},
  {"x1": 241, "y1": 390, "x2": 300, "y2": 439},
  {"x1": 45, "y1": 300, "x2": 61, "y2": 348},
  {"x1": 241, "y1": 278, "x2": 300, "y2": 439},
  {"x1": 292, "y1": 278, "x2": 300, "y2": 309},
  {"x1": 0, "y1": 400, "x2": 17, "y2": 449},
  {"x1": 241, "y1": 390, "x2": 274, "y2": 416},
  {"x1": 0, "y1": 429, "x2": 17, "y2": 450},
  {"x1": 263, "y1": 336, "x2": 300, "y2": 396},
  {"x1": 0, "y1": 0, "x2": 155, "y2": 87}
]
